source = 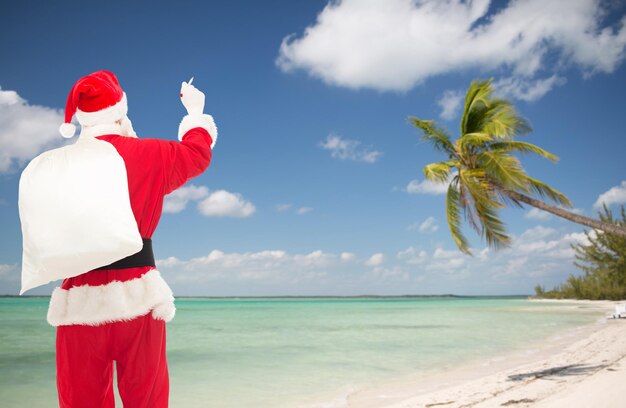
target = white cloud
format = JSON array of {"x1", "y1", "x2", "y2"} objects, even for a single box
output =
[
  {"x1": 293, "y1": 250, "x2": 335, "y2": 268},
  {"x1": 149, "y1": 223, "x2": 596, "y2": 295},
  {"x1": 163, "y1": 184, "x2": 209, "y2": 213},
  {"x1": 275, "y1": 203, "x2": 314, "y2": 215},
  {"x1": 405, "y1": 178, "x2": 449, "y2": 195},
  {"x1": 400, "y1": 224, "x2": 594, "y2": 281},
  {"x1": 368, "y1": 266, "x2": 410, "y2": 282},
  {"x1": 524, "y1": 206, "x2": 584, "y2": 221},
  {"x1": 277, "y1": 0, "x2": 626, "y2": 93},
  {"x1": 297, "y1": 207, "x2": 313, "y2": 215},
  {"x1": 164, "y1": 186, "x2": 256, "y2": 218},
  {"x1": 340, "y1": 252, "x2": 355, "y2": 262},
  {"x1": 477, "y1": 247, "x2": 490, "y2": 261},
  {"x1": 197, "y1": 190, "x2": 256, "y2": 218},
  {"x1": 485, "y1": 226, "x2": 597, "y2": 281},
  {"x1": 397, "y1": 247, "x2": 428, "y2": 264},
  {"x1": 156, "y1": 256, "x2": 181, "y2": 269},
  {"x1": 407, "y1": 217, "x2": 439, "y2": 233},
  {"x1": 418, "y1": 216, "x2": 439, "y2": 233},
  {"x1": 433, "y1": 247, "x2": 464, "y2": 259},
  {"x1": 562, "y1": 230, "x2": 595, "y2": 247},
  {"x1": 156, "y1": 249, "x2": 336, "y2": 284},
  {"x1": 520, "y1": 225, "x2": 557, "y2": 240},
  {"x1": 0, "y1": 264, "x2": 18, "y2": 281},
  {"x1": 365, "y1": 253, "x2": 385, "y2": 267},
  {"x1": 424, "y1": 247, "x2": 471, "y2": 276},
  {"x1": 438, "y1": 90, "x2": 464, "y2": 120},
  {"x1": 275, "y1": 203, "x2": 292, "y2": 212},
  {"x1": 524, "y1": 207, "x2": 552, "y2": 221},
  {"x1": 594, "y1": 181, "x2": 626, "y2": 209},
  {"x1": 0, "y1": 88, "x2": 67, "y2": 173},
  {"x1": 426, "y1": 257, "x2": 466, "y2": 271},
  {"x1": 493, "y1": 75, "x2": 567, "y2": 101},
  {"x1": 0, "y1": 90, "x2": 21, "y2": 105},
  {"x1": 570, "y1": 208, "x2": 585, "y2": 215},
  {"x1": 320, "y1": 134, "x2": 381, "y2": 163},
  {"x1": 494, "y1": 256, "x2": 529, "y2": 278},
  {"x1": 498, "y1": 225, "x2": 594, "y2": 261}
]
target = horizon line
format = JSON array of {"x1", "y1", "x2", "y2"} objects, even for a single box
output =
[{"x1": 2, "y1": 294, "x2": 532, "y2": 299}]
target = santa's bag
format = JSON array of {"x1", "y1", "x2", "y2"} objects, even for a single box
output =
[{"x1": 18, "y1": 136, "x2": 143, "y2": 295}]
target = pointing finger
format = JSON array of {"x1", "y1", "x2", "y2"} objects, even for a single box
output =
[{"x1": 180, "y1": 80, "x2": 190, "y2": 97}]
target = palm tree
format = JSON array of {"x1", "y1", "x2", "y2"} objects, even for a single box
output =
[{"x1": 410, "y1": 79, "x2": 626, "y2": 255}]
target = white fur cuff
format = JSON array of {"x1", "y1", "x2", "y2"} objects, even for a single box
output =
[
  {"x1": 47, "y1": 269, "x2": 176, "y2": 326},
  {"x1": 178, "y1": 114, "x2": 217, "y2": 148}
]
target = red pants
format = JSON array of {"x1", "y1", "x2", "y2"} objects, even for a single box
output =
[{"x1": 56, "y1": 312, "x2": 169, "y2": 407}]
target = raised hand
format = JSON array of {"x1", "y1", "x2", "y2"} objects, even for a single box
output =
[{"x1": 180, "y1": 77, "x2": 205, "y2": 116}]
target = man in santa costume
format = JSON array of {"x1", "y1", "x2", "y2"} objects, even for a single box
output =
[{"x1": 42, "y1": 70, "x2": 216, "y2": 407}]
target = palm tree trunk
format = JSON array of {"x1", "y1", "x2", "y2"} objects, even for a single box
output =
[{"x1": 503, "y1": 190, "x2": 626, "y2": 238}]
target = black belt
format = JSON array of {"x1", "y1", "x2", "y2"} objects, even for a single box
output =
[{"x1": 95, "y1": 238, "x2": 155, "y2": 270}]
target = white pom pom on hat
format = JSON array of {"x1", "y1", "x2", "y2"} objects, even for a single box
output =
[
  {"x1": 59, "y1": 123, "x2": 76, "y2": 138},
  {"x1": 60, "y1": 70, "x2": 127, "y2": 138}
]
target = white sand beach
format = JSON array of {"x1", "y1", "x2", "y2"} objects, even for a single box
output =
[{"x1": 344, "y1": 300, "x2": 625, "y2": 408}]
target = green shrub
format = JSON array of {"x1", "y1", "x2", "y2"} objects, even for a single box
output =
[{"x1": 534, "y1": 205, "x2": 626, "y2": 300}]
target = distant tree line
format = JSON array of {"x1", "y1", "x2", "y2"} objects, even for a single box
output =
[{"x1": 534, "y1": 205, "x2": 626, "y2": 300}]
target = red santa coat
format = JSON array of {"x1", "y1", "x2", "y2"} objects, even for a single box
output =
[{"x1": 47, "y1": 123, "x2": 213, "y2": 326}]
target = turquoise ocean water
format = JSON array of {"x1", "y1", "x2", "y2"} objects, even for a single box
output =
[{"x1": 0, "y1": 297, "x2": 602, "y2": 407}]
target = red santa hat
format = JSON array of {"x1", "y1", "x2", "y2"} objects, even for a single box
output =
[{"x1": 59, "y1": 70, "x2": 128, "y2": 138}]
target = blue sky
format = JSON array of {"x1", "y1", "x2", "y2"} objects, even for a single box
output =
[{"x1": 1, "y1": 0, "x2": 625, "y2": 296}]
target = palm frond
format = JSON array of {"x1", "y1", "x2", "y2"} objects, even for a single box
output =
[
  {"x1": 458, "y1": 168, "x2": 511, "y2": 249},
  {"x1": 458, "y1": 132, "x2": 494, "y2": 151},
  {"x1": 459, "y1": 170, "x2": 506, "y2": 223},
  {"x1": 461, "y1": 79, "x2": 531, "y2": 139},
  {"x1": 475, "y1": 198, "x2": 512, "y2": 249},
  {"x1": 423, "y1": 161, "x2": 453, "y2": 183},
  {"x1": 489, "y1": 141, "x2": 558, "y2": 162},
  {"x1": 495, "y1": 188, "x2": 525, "y2": 209},
  {"x1": 447, "y1": 179, "x2": 472, "y2": 255},
  {"x1": 480, "y1": 99, "x2": 532, "y2": 139},
  {"x1": 477, "y1": 150, "x2": 529, "y2": 190},
  {"x1": 459, "y1": 182, "x2": 482, "y2": 234},
  {"x1": 409, "y1": 117, "x2": 456, "y2": 158},
  {"x1": 524, "y1": 176, "x2": 572, "y2": 207},
  {"x1": 461, "y1": 79, "x2": 493, "y2": 136}
]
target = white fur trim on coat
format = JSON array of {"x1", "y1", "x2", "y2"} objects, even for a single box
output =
[
  {"x1": 78, "y1": 121, "x2": 137, "y2": 140},
  {"x1": 178, "y1": 114, "x2": 217, "y2": 148},
  {"x1": 47, "y1": 269, "x2": 176, "y2": 327},
  {"x1": 75, "y1": 93, "x2": 128, "y2": 127}
]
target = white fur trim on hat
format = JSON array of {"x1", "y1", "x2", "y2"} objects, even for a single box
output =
[
  {"x1": 178, "y1": 113, "x2": 217, "y2": 148},
  {"x1": 75, "y1": 93, "x2": 128, "y2": 127},
  {"x1": 119, "y1": 115, "x2": 137, "y2": 138},
  {"x1": 59, "y1": 123, "x2": 76, "y2": 138},
  {"x1": 46, "y1": 269, "x2": 176, "y2": 326}
]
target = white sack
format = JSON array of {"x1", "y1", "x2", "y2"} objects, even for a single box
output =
[{"x1": 18, "y1": 137, "x2": 142, "y2": 294}]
